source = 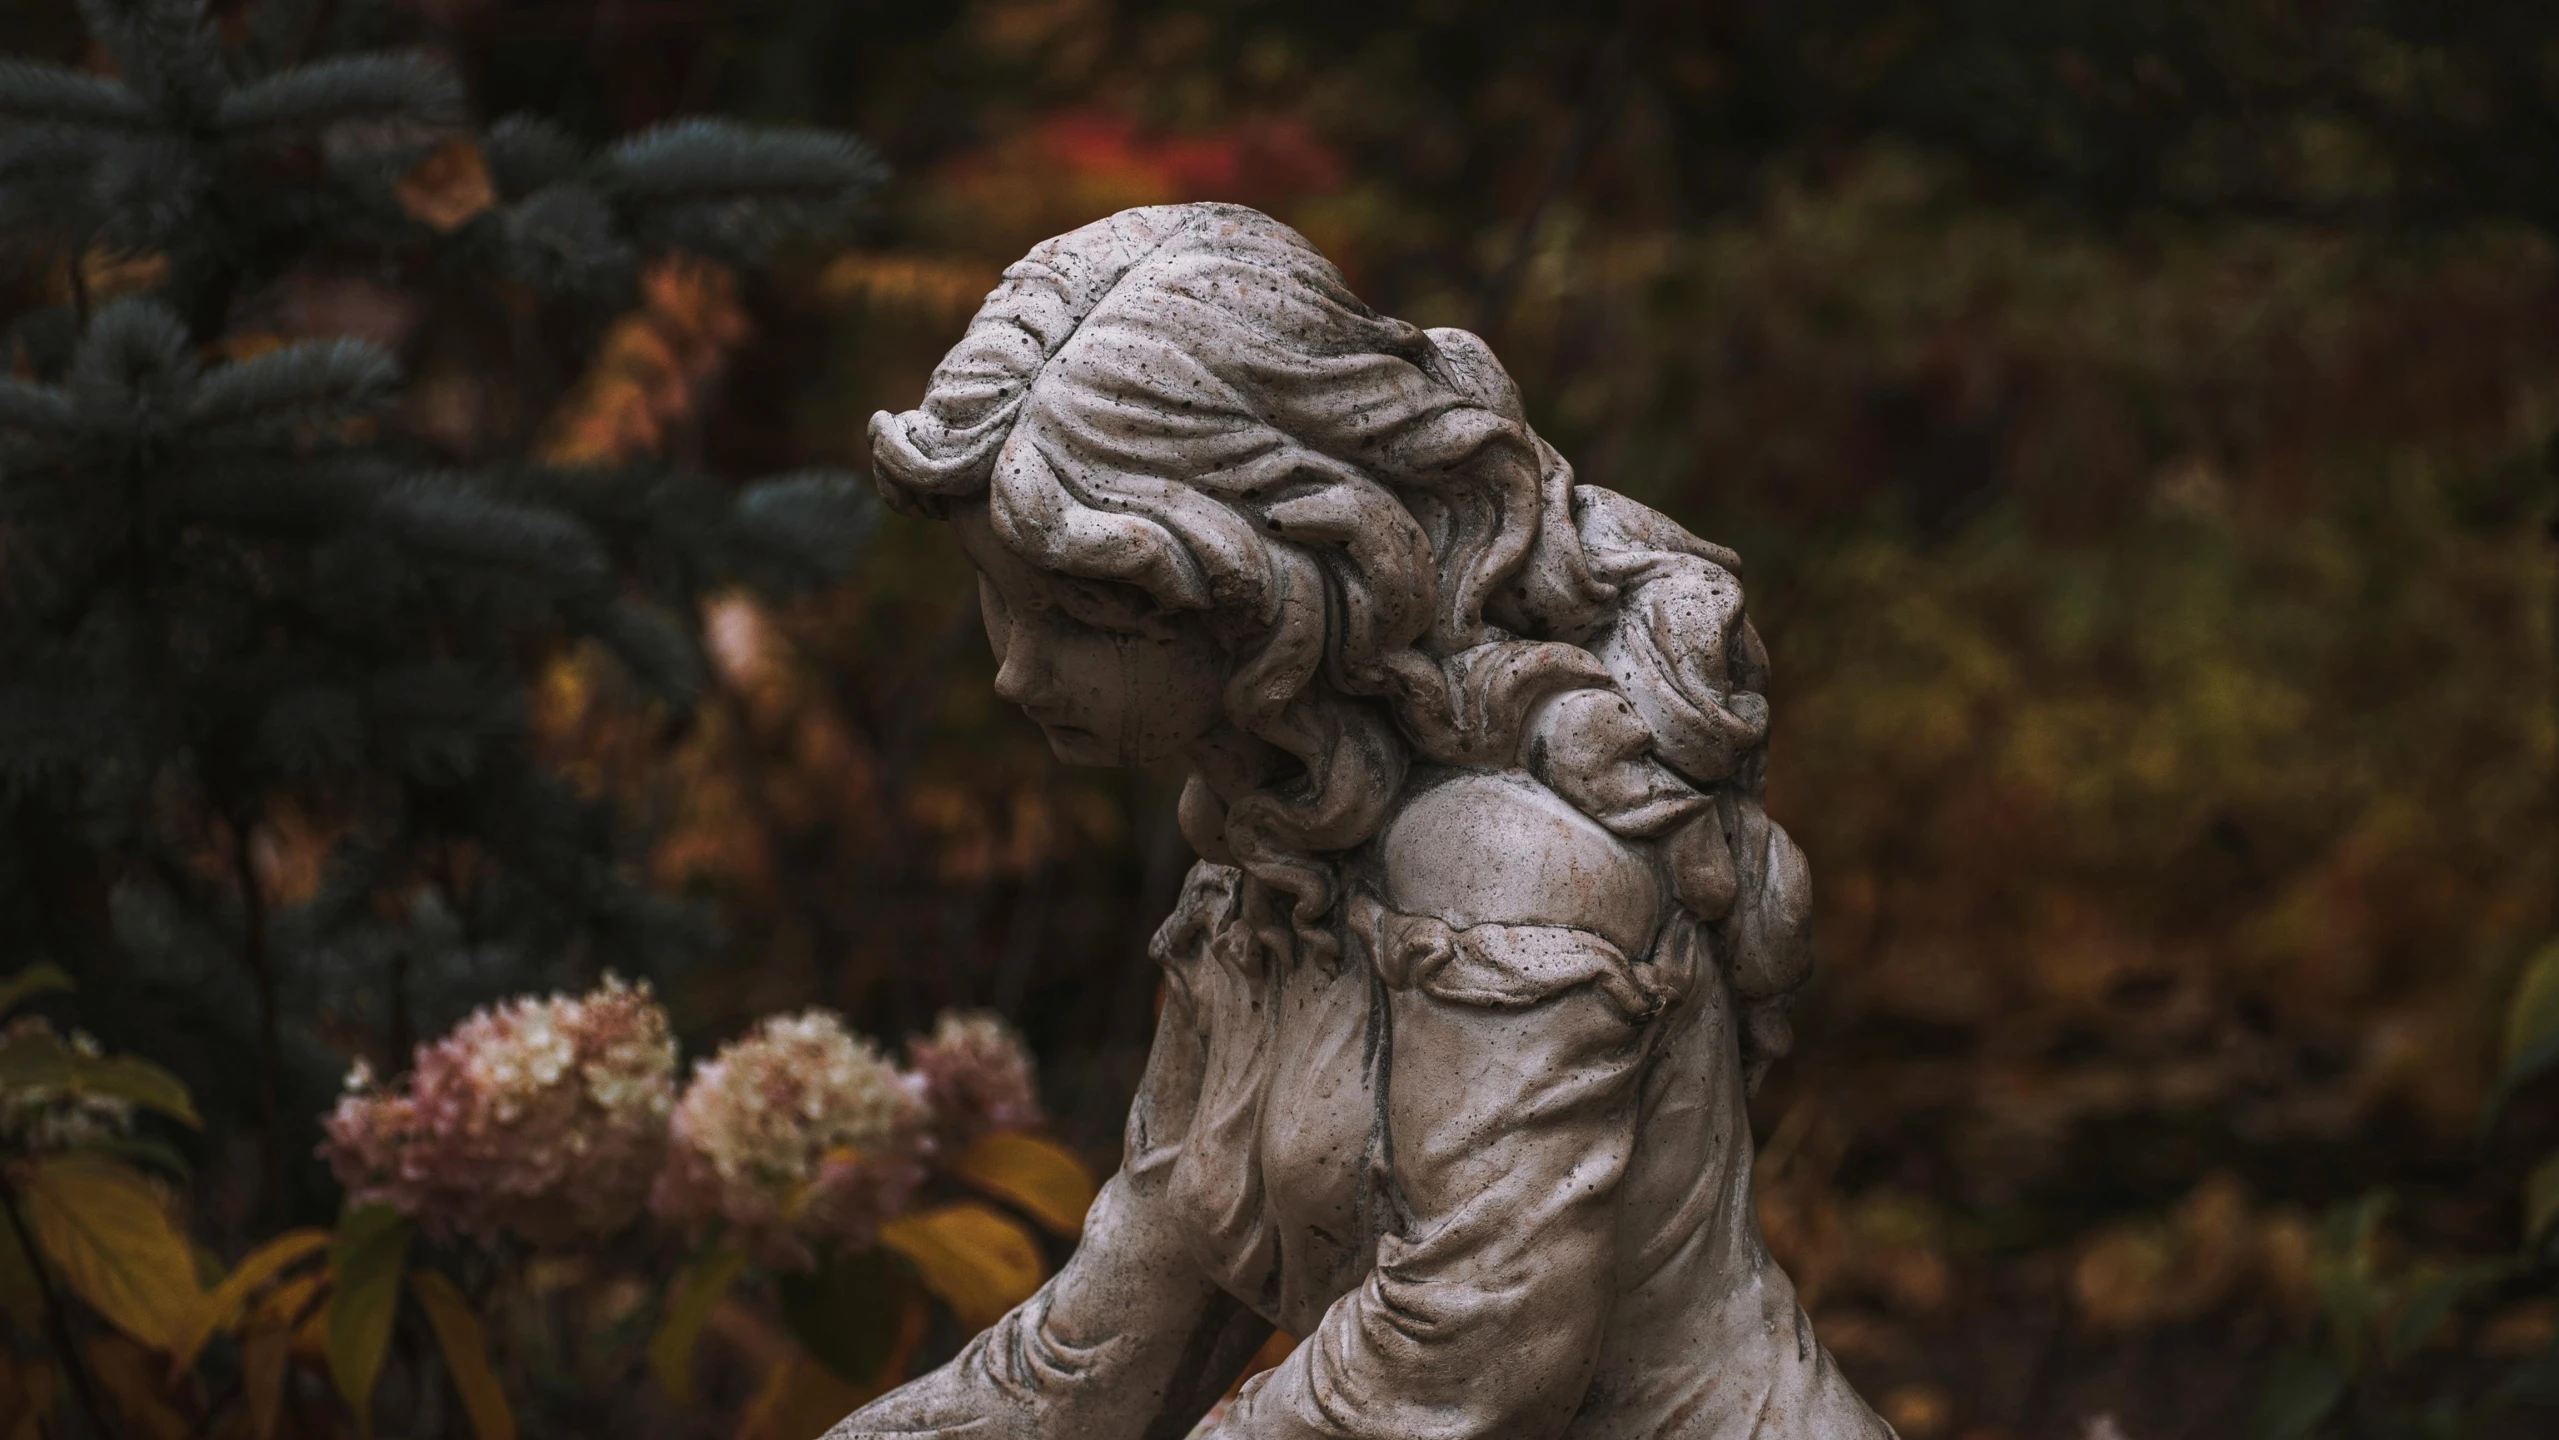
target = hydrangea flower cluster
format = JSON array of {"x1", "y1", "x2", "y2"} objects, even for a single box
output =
[
  {"x1": 318, "y1": 984, "x2": 1046, "y2": 1267},
  {"x1": 651, "y1": 1010, "x2": 933, "y2": 1268},
  {"x1": 908, "y1": 1010, "x2": 1043, "y2": 1145},
  {"x1": 320, "y1": 975, "x2": 678, "y2": 1246}
]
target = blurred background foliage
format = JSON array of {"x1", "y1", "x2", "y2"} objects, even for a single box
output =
[{"x1": 6, "y1": 2, "x2": 2559, "y2": 1438}]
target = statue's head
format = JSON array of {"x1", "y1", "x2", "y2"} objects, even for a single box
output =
[{"x1": 870, "y1": 204, "x2": 1762, "y2": 966}]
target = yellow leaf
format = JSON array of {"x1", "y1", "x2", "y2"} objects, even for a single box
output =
[
  {"x1": 410, "y1": 1270, "x2": 513, "y2": 1440},
  {"x1": 290, "y1": 1295, "x2": 328, "y2": 1359},
  {"x1": 650, "y1": 1245, "x2": 746, "y2": 1405},
  {"x1": 735, "y1": 1354, "x2": 874, "y2": 1440},
  {"x1": 0, "y1": 1209, "x2": 39, "y2": 1334},
  {"x1": 87, "y1": 1336, "x2": 189, "y2": 1440},
  {"x1": 324, "y1": 1205, "x2": 410, "y2": 1417},
  {"x1": 947, "y1": 1132, "x2": 1096, "y2": 1237},
  {"x1": 19, "y1": 1156, "x2": 202, "y2": 1351},
  {"x1": 239, "y1": 1328, "x2": 291, "y2": 1440},
  {"x1": 254, "y1": 1271, "x2": 326, "y2": 1333},
  {"x1": 2508, "y1": 941, "x2": 2559, "y2": 1089},
  {"x1": 396, "y1": 140, "x2": 497, "y2": 233},
  {"x1": 877, "y1": 1202, "x2": 1044, "y2": 1331},
  {"x1": 168, "y1": 1228, "x2": 329, "y2": 1374}
]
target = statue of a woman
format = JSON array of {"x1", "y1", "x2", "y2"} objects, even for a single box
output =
[{"x1": 840, "y1": 204, "x2": 1889, "y2": 1440}]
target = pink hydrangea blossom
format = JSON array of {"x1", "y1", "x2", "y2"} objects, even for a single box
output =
[
  {"x1": 651, "y1": 1010, "x2": 931, "y2": 1269},
  {"x1": 908, "y1": 1009, "x2": 1042, "y2": 1145},
  {"x1": 319, "y1": 975, "x2": 676, "y2": 1246}
]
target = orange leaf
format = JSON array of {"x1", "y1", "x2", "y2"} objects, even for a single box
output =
[
  {"x1": 736, "y1": 1355, "x2": 863, "y2": 1440},
  {"x1": 396, "y1": 141, "x2": 497, "y2": 233},
  {"x1": 947, "y1": 1132, "x2": 1095, "y2": 1237}
]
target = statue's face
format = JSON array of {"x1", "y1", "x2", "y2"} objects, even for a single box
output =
[{"x1": 952, "y1": 505, "x2": 1232, "y2": 766}]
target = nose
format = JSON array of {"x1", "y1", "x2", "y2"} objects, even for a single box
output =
[{"x1": 991, "y1": 617, "x2": 1053, "y2": 707}]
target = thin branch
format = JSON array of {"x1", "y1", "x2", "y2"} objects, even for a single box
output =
[
  {"x1": 1472, "y1": 0, "x2": 1662, "y2": 334},
  {"x1": 227, "y1": 812, "x2": 286, "y2": 1229}
]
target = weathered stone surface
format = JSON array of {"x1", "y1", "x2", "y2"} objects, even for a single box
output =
[{"x1": 835, "y1": 203, "x2": 1891, "y2": 1440}]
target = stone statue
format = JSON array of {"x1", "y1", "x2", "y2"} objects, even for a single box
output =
[{"x1": 838, "y1": 203, "x2": 1891, "y2": 1440}]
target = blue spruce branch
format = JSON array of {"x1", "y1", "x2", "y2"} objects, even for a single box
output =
[
  {"x1": 217, "y1": 52, "x2": 466, "y2": 136},
  {"x1": 0, "y1": 60, "x2": 153, "y2": 130}
]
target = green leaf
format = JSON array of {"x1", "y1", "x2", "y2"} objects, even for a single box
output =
[
  {"x1": 2500, "y1": 940, "x2": 2559, "y2": 1092},
  {"x1": 410, "y1": 1270, "x2": 513, "y2": 1440},
  {"x1": 2251, "y1": 1350, "x2": 2347, "y2": 1440},
  {"x1": 68, "y1": 1054, "x2": 201, "y2": 1129},
  {"x1": 17, "y1": 1155, "x2": 203, "y2": 1351},
  {"x1": 325, "y1": 1205, "x2": 411, "y2": 1418},
  {"x1": 2528, "y1": 1152, "x2": 2559, "y2": 1250},
  {"x1": 648, "y1": 1245, "x2": 746, "y2": 1405},
  {"x1": 2386, "y1": 1261, "x2": 2510, "y2": 1361},
  {"x1": 0, "y1": 1028, "x2": 201, "y2": 1129},
  {"x1": 0, "y1": 964, "x2": 71, "y2": 1017},
  {"x1": 775, "y1": 1247, "x2": 907, "y2": 1388},
  {"x1": 2490, "y1": 1332, "x2": 2559, "y2": 1410}
]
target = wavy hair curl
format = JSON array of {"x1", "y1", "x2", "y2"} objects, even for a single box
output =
[{"x1": 871, "y1": 204, "x2": 1775, "y2": 988}]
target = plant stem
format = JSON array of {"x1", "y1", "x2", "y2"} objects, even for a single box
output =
[
  {"x1": 1471, "y1": 0, "x2": 1662, "y2": 335},
  {"x1": 388, "y1": 945, "x2": 414, "y2": 1072},
  {"x1": 229, "y1": 814, "x2": 285, "y2": 1228},
  {"x1": 0, "y1": 1174, "x2": 123, "y2": 1440}
]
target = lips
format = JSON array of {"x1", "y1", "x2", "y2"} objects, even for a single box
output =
[{"x1": 1025, "y1": 710, "x2": 1093, "y2": 740}]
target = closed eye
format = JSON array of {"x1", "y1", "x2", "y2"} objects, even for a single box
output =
[{"x1": 1052, "y1": 574, "x2": 1185, "y2": 639}]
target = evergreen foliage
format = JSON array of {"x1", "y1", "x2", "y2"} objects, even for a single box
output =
[{"x1": 0, "y1": 0, "x2": 883, "y2": 1222}]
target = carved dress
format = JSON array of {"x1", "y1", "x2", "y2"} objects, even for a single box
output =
[
  {"x1": 834, "y1": 496, "x2": 1891, "y2": 1440},
  {"x1": 835, "y1": 802, "x2": 1886, "y2": 1439}
]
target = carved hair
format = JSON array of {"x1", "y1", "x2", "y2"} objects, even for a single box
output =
[{"x1": 871, "y1": 205, "x2": 1797, "y2": 1046}]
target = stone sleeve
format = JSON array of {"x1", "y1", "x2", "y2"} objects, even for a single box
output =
[
  {"x1": 1207, "y1": 978, "x2": 1647, "y2": 1440},
  {"x1": 827, "y1": 989, "x2": 1270, "y2": 1440}
]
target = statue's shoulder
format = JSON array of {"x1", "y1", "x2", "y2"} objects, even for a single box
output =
[{"x1": 1376, "y1": 767, "x2": 1659, "y2": 958}]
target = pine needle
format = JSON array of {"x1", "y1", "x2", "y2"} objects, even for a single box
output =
[
  {"x1": 0, "y1": 60, "x2": 153, "y2": 130},
  {"x1": 216, "y1": 52, "x2": 465, "y2": 135}
]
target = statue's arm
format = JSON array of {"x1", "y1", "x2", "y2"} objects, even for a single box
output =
[
  {"x1": 1209, "y1": 959, "x2": 1646, "y2": 1440},
  {"x1": 830, "y1": 990, "x2": 1267, "y2": 1440}
]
